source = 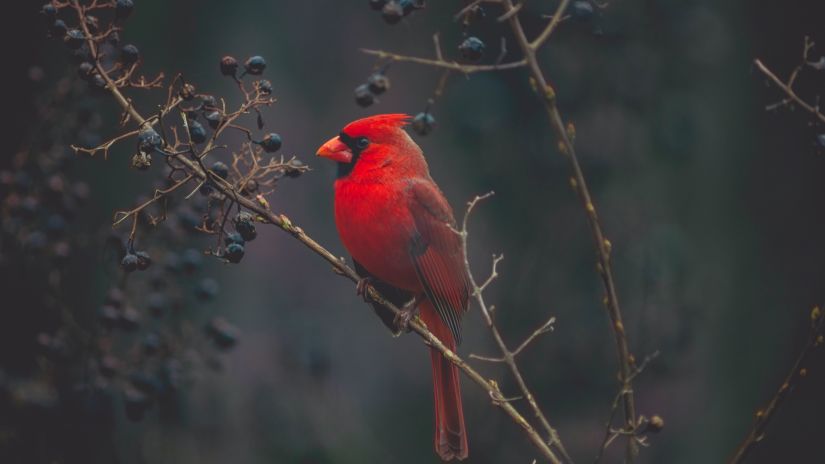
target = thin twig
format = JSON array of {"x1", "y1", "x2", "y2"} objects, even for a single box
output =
[
  {"x1": 498, "y1": 0, "x2": 640, "y2": 459},
  {"x1": 593, "y1": 351, "x2": 659, "y2": 464},
  {"x1": 361, "y1": 48, "x2": 527, "y2": 74},
  {"x1": 728, "y1": 307, "x2": 825, "y2": 464},
  {"x1": 754, "y1": 58, "x2": 825, "y2": 125},
  {"x1": 458, "y1": 192, "x2": 572, "y2": 463}
]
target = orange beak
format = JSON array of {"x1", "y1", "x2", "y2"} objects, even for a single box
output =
[{"x1": 316, "y1": 135, "x2": 353, "y2": 163}]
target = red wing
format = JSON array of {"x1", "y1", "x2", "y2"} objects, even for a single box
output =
[{"x1": 406, "y1": 179, "x2": 470, "y2": 344}]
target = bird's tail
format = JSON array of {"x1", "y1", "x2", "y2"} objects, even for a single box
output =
[{"x1": 421, "y1": 299, "x2": 468, "y2": 461}]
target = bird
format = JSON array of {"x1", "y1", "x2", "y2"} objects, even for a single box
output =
[{"x1": 316, "y1": 113, "x2": 470, "y2": 461}]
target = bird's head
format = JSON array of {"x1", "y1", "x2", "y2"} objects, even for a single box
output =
[{"x1": 316, "y1": 114, "x2": 422, "y2": 178}]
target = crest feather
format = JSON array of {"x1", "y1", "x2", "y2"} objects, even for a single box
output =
[{"x1": 342, "y1": 114, "x2": 411, "y2": 136}]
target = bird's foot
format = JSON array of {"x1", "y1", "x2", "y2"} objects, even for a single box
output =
[
  {"x1": 356, "y1": 276, "x2": 375, "y2": 301},
  {"x1": 394, "y1": 297, "x2": 421, "y2": 333}
]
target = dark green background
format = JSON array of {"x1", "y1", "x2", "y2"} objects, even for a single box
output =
[{"x1": 5, "y1": 1, "x2": 825, "y2": 463}]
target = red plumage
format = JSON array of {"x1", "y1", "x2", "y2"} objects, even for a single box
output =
[{"x1": 317, "y1": 114, "x2": 469, "y2": 461}]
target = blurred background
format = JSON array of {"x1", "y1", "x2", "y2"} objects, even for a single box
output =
[{"x1": 3, "y1": 1, "x2": 825, "y2": 463}]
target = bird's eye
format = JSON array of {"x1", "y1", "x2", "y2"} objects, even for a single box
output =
[{"x1": 356, "y1": 137, "x2": 369, "y2": 150}]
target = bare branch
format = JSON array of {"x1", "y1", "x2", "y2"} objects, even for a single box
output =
[
  {"x1": 754, "y1": 57, "x2": 825, "y2": 125},
  {"x1": 498, "y1": 0, "x2": 641, "y2": 459},
  {"x1": 593, "y1": 351, "x2": 660, "y2": 464},
  {"x1": 728, "y1": 307, "x2": 825, "y2": 464},
  {"x1": 71, "y1": 129, "x2": 139, "y2": 158},
  {"x1": 457, "y1": 191, "x2": 572, "y2": 462},
  {"x1": 361, "y1": 48, "x2": 527, "y2": 74},
  {"x1": 512, "y1": 316, "x2": 556, "y2": 357}
]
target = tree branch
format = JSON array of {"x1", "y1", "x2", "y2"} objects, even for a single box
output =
[
  {"x1": 361, "y1": 48, "x2": 527, "y2": 74},
  {"x1": 728, "y1": 307, "x2": 825, "y2": 464},
  {"x1": 498, "y1": 0, "x2": 640, "y2": 459},
  {"x1": 457, "y1": 192, "x2": 572, "y2": 463},
  {"x1": 754, "y1": 57, "x2": 825, "y2": 125}
]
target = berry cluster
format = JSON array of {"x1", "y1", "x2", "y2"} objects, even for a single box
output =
[
  {"x1": 16, "y1": 0, "x2": 312, "y2": 435},
  {"x1": 354, "y1": 68, "x2": 391, "y2": 108},
  {"x1": 42, "y1": 0, "x2": 163, "y2": 97}
]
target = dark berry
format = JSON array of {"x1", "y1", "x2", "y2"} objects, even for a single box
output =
[
  {"x1": 244, "y1": 56, "x2": 266, "y2": 75},
  {"x1": 138, "y1": 128, "x2": 162, "y2": 153},
  {"x1": 369, "y1": 0, "x2": 387, "y2": 10},
  {"x1": 256, "y1": 79, "x2": 273, "y2": 95},
  {"x1": 78, "y1": 62, "x2": 94, "y2": 80},
  {"x1": 224, "y1": 243, "x2": 244, "y2": 263},
  {"x1": 367, "y1": 73, "x2": 390, "y2": 95},
  {"x1": 201, "y1": 94, "x2": 218, "y2": 108},
  {"x1": 135, "y1": 250, "x2": 152, "y2": 270},
  {"x1": 568, "y1": 1, "x2": 595, "y2": 22},
  {"x1": 90, "y1": 74, "x2": 107, "y2": 90},
  {"x1": 220, "y1": 55, "x2": 238, "y2": 77},
  {"x1": 210, "y1": 161, "x2": 229, "y2": 179},
  {"x1": 121, "y1": 253, "x2": 139, "y2": 272},
  {"x1": 195, "y1": 278, "x2": 220, "y2": 301},
  {"x1": 205, "y1": 317, "x2": 240, "y2": 350},
  {"x1": 50, "y1": 19, "x2": 68, "y2": 37},
  {"x1": 71, "y1": 45, "x2": 93, "y2": 64},
  {"x1": 381, "y1": 1, "x2": 404, "y2": 24},
  {"x1": 41, "y1": 4, "x2": 57, "y2": 20},
  {"x1": 285, "y1": 159, "x2": 305, "y2": 178},
  {"x1": 258, "y1": 133, "x2": 282, "y2": 153},
  {"x1": 115, "y1": 0, "x2": 134, "y2": 20},
  {"x1": 354, "y1": 84, "x2": 375, "y2": 107},
  {"x1": 224, "y1": 232, "x2": 245, "y2": 246},
  {"x1": 65, "y1": 29, "x2": 85, "y2": 50},
  {"x1": 458, "y1": 36, "x2": 485, "y2": 62},
  {"x1": 234, "y1": 212, "x2": 257, "y2": 242},
  {"x1": 411, "y1": 112, "x2": 436, "y2": 136},
  {"x1": 188, "y1": 120, "x2": 207, "y2": 144},
  {"x1": 120, "y1": 44, "x2": 140, "y2": 65},
  {"x1": 204, "y1": 110, "x2": 222, "y2": 129}
]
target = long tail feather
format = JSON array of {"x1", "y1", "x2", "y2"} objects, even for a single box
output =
[{"x1": 421, "y1": 300, "x2": 467, "y2": 461}]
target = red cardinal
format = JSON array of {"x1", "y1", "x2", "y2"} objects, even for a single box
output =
[{"x1": 316, "y1": 114, "x2": 469, "y2": 461}]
